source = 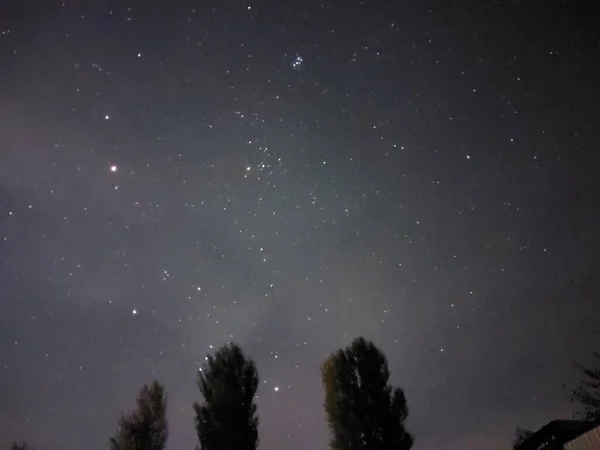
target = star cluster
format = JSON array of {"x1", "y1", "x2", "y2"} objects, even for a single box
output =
[{"x1": 0, "y1": 1, "x2": 599, "y2": 450}]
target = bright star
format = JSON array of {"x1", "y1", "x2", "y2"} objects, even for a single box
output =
[{"x1": 110, "y1": 165, "x2": 117, "y2": 172}]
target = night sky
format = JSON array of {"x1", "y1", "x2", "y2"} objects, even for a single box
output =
[{"x1": 1, "y1": 1, "x2": 599, "y2": 449}]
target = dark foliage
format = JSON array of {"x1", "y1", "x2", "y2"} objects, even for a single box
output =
[
  {"x1": 193, "y1": 342, "x2": 259, "y2": 450},
  {"x1": 321, "y1": 337, "x2": 413, "y2": 450},
  {"x1": 10, "y1": 443, "x2": 29, "y2": 450},
  {"x1": 110, "y1": 380, "x2": 168, "y2": 450},
  {"x1": 567, "y1": 352, "x2": 600, "y2": 422},
  {"x1": 512, "y1": 427, "x2": 534, "y2": 450}
]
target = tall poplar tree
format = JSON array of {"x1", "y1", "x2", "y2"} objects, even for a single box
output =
[
  {"x1": 110, "y1": 380, "x2": 168, "y2": 450},
  {"x1": 193, "y1": 342, "x2": 259, "y2": 450},
  {"x1": 321, "y1": 337, "x2": 413, "y2": 450}
]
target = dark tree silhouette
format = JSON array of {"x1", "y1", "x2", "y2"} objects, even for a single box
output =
[
  {"x1": 10, "y1": 443, "x2": 29, "y2": 450},
  {"x1": 193, "y1": 342, "x2": 259, "y2": 450},
  {"x1": 567, "y1": 352, "x2": 600, "y2": 422},
  {"x1": 512, "y1": 427, "x2": 534, "y2": 450},
  {"x1": 110, "y1": 380, "x2": 168, "y2": 450},
  {"x1": 321, "y1": 337, "x2": 413, "y2": 450}
]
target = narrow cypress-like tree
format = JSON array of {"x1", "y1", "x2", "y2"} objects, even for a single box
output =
[
  {"x1": 193, "y1": 342, "x2": 259, "y2": 450},
  {"x1": 321, "y1": 337, "x2": 413, "y2": 450},
  {"x1": 110, "y1": 380, "x2": 168, "y2": 450}
]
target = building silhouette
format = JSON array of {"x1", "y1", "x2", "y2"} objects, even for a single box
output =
[{"x1": 516, "y1": 420, "x2": 599, "y2": 450}]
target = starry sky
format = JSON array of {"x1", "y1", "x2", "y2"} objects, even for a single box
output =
[{"x1": 1, "y1": 1, "x2": 599, "y2": 449}]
